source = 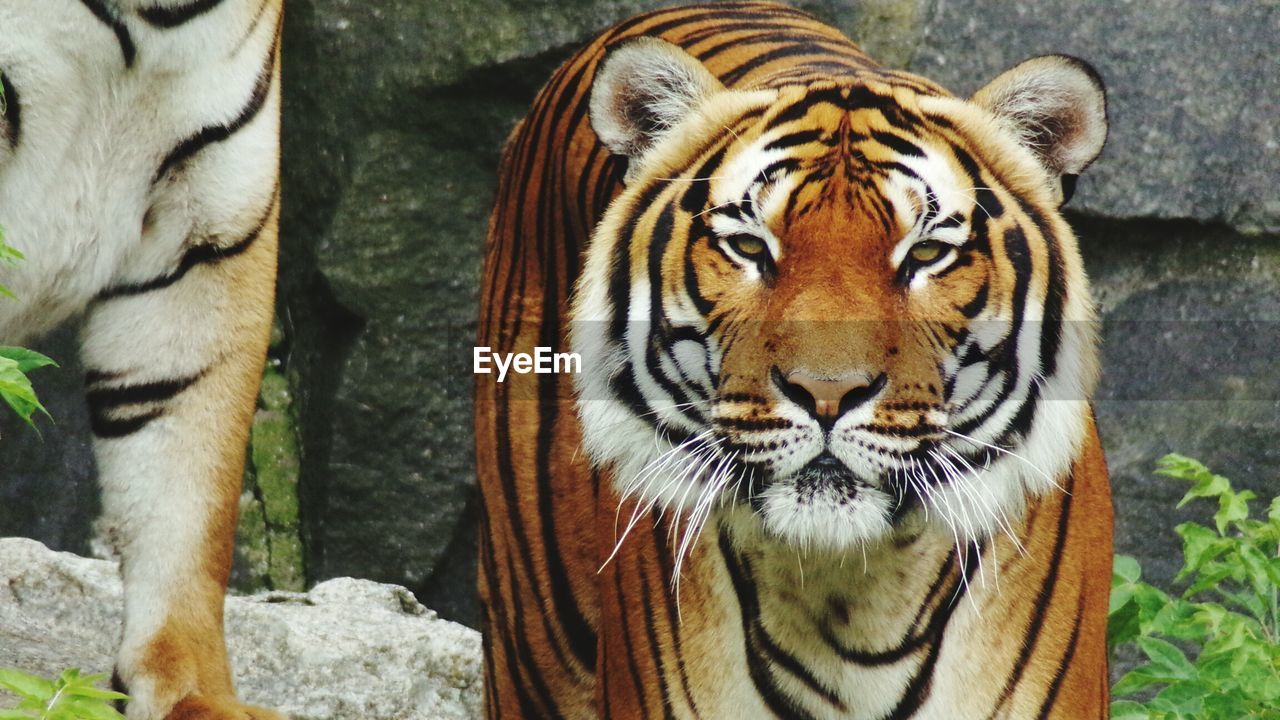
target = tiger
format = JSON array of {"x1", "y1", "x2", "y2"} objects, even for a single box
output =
[
  {"x1": 475, "y1": 2, "x2": 1114, "y2": 719},
  {"x1": 0, "y1": 2, "x2": 285, "y2": 719}
]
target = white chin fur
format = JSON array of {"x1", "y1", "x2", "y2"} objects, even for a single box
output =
[{"x1": 757, "y1": 482, "x2": 895, "y2": 551}]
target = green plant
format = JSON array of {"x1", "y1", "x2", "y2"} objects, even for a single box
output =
[
  {"x1": 1108, "y1": 454, "x2": 1280, "y2": 719},
  {"x1": 0, "y1": 668, "x2": 127, "y2": 720},
  {"x1": 0, "y1": 345, "x2": 55, "y2": 427}
]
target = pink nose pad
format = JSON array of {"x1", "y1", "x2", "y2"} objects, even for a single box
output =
[
  {"x1": 789, "y1": 376, "x2": 865, "y2": 420},
  {"x1": 772, "y1": 368, "x2": 888, "y2": 425}
]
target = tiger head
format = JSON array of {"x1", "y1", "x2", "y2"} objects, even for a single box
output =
[{"x1": 572, "y1": 38, "x2": 1106, "y2": 552}]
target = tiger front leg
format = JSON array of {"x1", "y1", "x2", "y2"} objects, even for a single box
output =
[{"x1": 81, "y1": 196, "x2": 286, "y2": 720}]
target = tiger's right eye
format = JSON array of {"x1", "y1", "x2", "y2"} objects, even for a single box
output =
[{"x1": 726, "y1": 234, "x2": 770, "y2": 261}]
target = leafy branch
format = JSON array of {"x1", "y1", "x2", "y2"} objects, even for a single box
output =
[
  {"x1": 1109, "y1": 454, "x2": 1280, "y2": 719},
  {"x1": 0, "y1": 668, "x2": 127, "y2": 720}
]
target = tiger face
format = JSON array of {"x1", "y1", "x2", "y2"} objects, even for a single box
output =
[{"x1": 573, "y1": 39, "x2": 1106, "y2": 552}]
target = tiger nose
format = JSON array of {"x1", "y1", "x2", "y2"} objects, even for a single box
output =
[{"x1": 771, "y1": 367, "x2": 888, "y2": 425}]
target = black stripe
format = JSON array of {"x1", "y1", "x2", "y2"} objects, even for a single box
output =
[
  {"x1": 97, "y1": 189, "x2": 276, "y2": 301},
  {"x1": 649, "y1": 523, "x2": 705, "y2": 719},
  {"x1": 476, "y1": 504, "x2": 550, "y2": 719},
  {"x1": 153, "y1": 26, "x2": 278, "y2": 183},
  {"x1": 499, "y1": 548, "x2": 564, "y2": 717},
  {"x1": 1, "y1": 73, "x2": 20, "y2": 147},
  {"x1": 721, "y1": 40, "x2": 864, "y2": 86},
  {"x1": 643, "y1": 205, "x2": 704, "y2": 425},
  {"x1": 882, "y1": 546, "x2": 983, "y2": 720},
  {"x1": 89, "y1": 409, "x2": 163, "y2": 439},
  {"x1": 86, "y1": 372, "x2": 203, "y2": 409},
  {"x1": 822, "y1": 549, "x2": 957, "y2": 665},
  {"x1": 1035, "y1": 214, "x2": 1066, "y2": 380},
  {"x1": 86, "y1": 371, "x2": 203, "y2": 439},
  {"x1": 613, "y1": 561, "x2": 654, "y2": 719},
  {"x1": 534, "y1": 155, "x2": 599, "y2": 672},
  {"x1": 76, "y1": 0, "x2": 136, "y2": 67},
  {"x1": 138, "y1": 0, "x2": 225, "y2": 28},
  {"x1": 989, "y1": 474, "x2": 1076, "y2": 717},
  {"x1": 719, "y1": 531, "x2": 821, "y2": 720},
  {"x1": 492, "y1": 378, "x2": 581, "y2": 697},
  {"x1": 1035, "y1": 589, "x2": 1085, "y2": 719},
  {"x1": 872, "y1": 129, "x2": 926, "y2": 159},
  {"x1": 636, "y1": 557, "x2": 679, "y2": 720}
]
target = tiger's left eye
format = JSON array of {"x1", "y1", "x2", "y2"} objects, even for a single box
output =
[
  {"x1": 726, "y1": 234, "x2": 770, "y2": 261},
  {"x1": 908, "y1": 240, "x2": 949, "y2": 265}
]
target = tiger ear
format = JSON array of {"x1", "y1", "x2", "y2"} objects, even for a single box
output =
[
  {"x1": 590, "y1": 38, "x2": 724, "y2": 170},
  {"x1": 971, "y1": 55, "x2": 1107, "y2": 204}
]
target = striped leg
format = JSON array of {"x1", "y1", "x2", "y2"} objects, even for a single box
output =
[{"x1": 83, "y1": 196, "x2": 284, "y2": 720}]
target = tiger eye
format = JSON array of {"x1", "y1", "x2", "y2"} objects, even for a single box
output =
[
  {"x1": 728, "y1": 234, "x2": 769, "y2": 259},
  {"x1": 908, "y1": 240, "x2": 947, "y2": 264}
]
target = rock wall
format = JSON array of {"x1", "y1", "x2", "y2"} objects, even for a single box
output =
[{"x1": 1, "y1": 0, "x2": 1276, "y2": 644}]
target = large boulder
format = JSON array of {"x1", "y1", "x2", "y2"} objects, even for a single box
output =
[{"x1": 0, "y1": 538, "x2": 482, "y2": 720}]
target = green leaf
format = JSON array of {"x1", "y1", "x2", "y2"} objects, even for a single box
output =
[
  {"x1": 62, "y1": 696, "x2": 128, "y2": 720},
  {"x1": 1183, "y1": 562, "x2": 1234, "y2": 599},
  {"x1": 1109, "y1": 700, "x2": 1151, "y2": 720},
  {"x1": 1114, "y1": 554, "x2": 1142, "y2": 584},
  {"x1": 1268, "y1": 496, "x2": 1280, "y2": 525},
  {"x1": 0, "y1": 243, "x2": 22, "y2": 264},
  {"x1": 1137, "y1": 636, "x2": 1197, "y2": 681},
  {"x1": 1149, "y1": 599, "x2": 1203, "y2": 641},
  {"x1": 1173, "y1": 523, "x2": 1231, "y2": 580},
  {"x1": 0, "y1": 710, "x2": 36, "y2": 720},
  {"x1": 62, "y1": 681, "x2": 128, "y2": 701},
  {"x1": 1112, "y1": 666, "x2": 1166, "y2": 696},
  {"x1": 1236, "y1": 542, "x2": 1275, "y2": 602},
  {"x1": 1108, "y1": 592, "x2": 1141, "y2": 651},
  {"x1": 0, "y1": 356, "x2": 49, "y2": 426},
  {"x1": 1151, "y1": 680, "x2": 1207, "y2": 716},
  {"x1": 1214, "y1": 489, "x2": 1254, "y2": 535},
  {"x1": 0, "y1": 347, "x2": 57, "y2": 375},
  {"x1": 0, "y1": 668, "x2": 54, "y2": 700}
]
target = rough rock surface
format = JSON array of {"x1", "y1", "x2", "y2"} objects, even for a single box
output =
[
  {"x1": 1078, "y1": 218, "x2": 1280, "y2": 590},
  {"x1": 914, "y1": 0, "x2": 1280, "y2": 235},
  {"x1": 0, "y1": 538, "x2": 482, "y2": 720}
]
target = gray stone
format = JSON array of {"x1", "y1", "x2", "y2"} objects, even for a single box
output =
[
  {"x1": 911, "y1": 0, "x2": 1280, "y2": 235},
  {"x1": 0, "y1": 537, "x2": 483, "y2": 720},
  {"x1": 1077, "y1": 215, "x2": 1280, "y2": 593}
]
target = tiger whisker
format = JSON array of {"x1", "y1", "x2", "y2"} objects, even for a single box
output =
[
  {"x1": 602, "y1": 431, "x2": 719, "y2": 573},
  {"x1": 672, "y1": 451, "x2": 739, "y2": 621},
  {"x1": 939, "y1": 443, "x2": 1027, "y2": 557},
  {"x1": 909, "y1": 456, "x2": 973, "y2": 610},
  {"x1": 930, "y1": 448, "x2": 1001, "y2": 593},
  {"x1": 924, "y1": 450, "x2": 988, "y2": 595},
  {"x1": 695, "y1": 197, "x2": 755, "y2": 219},
  {"x1": 668, "y1": 441, "x2": 729, "y2": 546},
  {"x1": 942, "y1": 427, "x2": 1063, "y2": 492}
]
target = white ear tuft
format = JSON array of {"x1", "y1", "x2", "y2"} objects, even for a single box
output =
[
  {"x1": 589, "y1": 37, "x2": 724, "y2": 163},
  {"x1": 972, "y1": 55, "x2": 1108, "y2": 201}
]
